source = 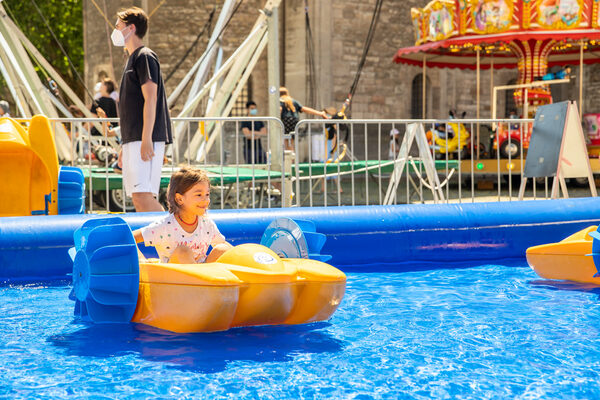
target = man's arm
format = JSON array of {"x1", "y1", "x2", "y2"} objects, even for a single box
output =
[
  {"x1": 140, "y1": 81, "x2": 158, "y2": 161},
  {"x1": 242, "y1": 126, "x2": 252, "y2": 139},
  {"x1": 242, "y1": 125, "x2": 268, "y2": 139}
]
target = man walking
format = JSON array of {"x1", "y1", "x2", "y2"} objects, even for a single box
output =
[{"x1": 113, "y1": 7, "x2": 172, "y2": 212}]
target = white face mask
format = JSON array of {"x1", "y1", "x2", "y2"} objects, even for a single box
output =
[{"x1": 111, "y1": 26, "x2": 130, "y2": 47}]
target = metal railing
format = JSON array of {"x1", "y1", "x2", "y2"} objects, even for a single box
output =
[
  {"x1": 289, "y1": 117, "x2": 592, "y2": 207},
  {"x1": 39, "y1": 117, "x2": 286, "y2": 213},
  {"x1": 29, "y1": 116, "x2": 596, "y2": 212}
]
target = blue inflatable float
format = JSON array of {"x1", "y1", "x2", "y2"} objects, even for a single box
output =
[{"x1": 2, "y1": 198, "x2": 600, "y2": 281}]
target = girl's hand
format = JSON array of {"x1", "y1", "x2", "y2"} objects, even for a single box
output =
[{"x1": 321, "y1": 111, "x2": 330, "y2": 119}]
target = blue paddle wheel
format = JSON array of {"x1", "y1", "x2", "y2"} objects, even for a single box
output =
[{"x1": 261, "y1": 218, "x2": 331, "y2": 262}]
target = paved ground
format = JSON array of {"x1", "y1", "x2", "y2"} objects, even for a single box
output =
[
  {"x1": 88, "y1": 171, "x2": 597, "y2": 212},
  {"x1": 293, "y1": 174, "x2": 598, "y2": 207}
]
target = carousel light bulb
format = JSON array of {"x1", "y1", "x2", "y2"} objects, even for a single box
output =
[
  {"x1": 476, "y1": 162, "x2": 484, "y2": 170},
  {"x1": 507, "y1": 163, "x2": 514, "y2": 170}
]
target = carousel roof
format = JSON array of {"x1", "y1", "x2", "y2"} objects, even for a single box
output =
[{"x1": 394, "y1": 0, "x2": 600, "y2": 69}]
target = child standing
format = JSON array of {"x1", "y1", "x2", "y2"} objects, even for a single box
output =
[{"x1": 133, "y1": 168, "x2": 232, "y2": 263}]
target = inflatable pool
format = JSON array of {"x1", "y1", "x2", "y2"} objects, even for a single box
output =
[
  {"x1": 527, "y1": 225, "x2": 600, "y2": 284},
  {"x1": 5, "y1": 198, "x2": 600, "y2": 281},
  {"x1": 71, "y1": 217, "x2": 346, "y2": 333}
]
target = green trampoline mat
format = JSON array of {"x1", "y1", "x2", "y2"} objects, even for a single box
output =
[
  {"x1": 293, "y1": 159, "x2": 458, "y2": 175},
  {"x1": 82, "y1": 166, "x2": 283, "y2": 191}
]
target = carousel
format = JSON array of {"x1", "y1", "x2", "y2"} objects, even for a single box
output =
[{"x1": 394, "y1": 0, "x2": 600, "y2": 158}]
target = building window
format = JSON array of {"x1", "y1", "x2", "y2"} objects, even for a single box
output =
[
  {"x1": 411, "y1": 73, "x2": 430, "y2": 119},
  {"x1": 229, "y1": 79, "x2": 252, "y2": 117}
]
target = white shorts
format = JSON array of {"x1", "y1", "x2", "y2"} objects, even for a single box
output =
[
  {"x1": 122, "y1": 141, "x2": 165, "y2": 197},
  {"x1": 311, "y1": 134, "x2": 326, "y2": 162}
]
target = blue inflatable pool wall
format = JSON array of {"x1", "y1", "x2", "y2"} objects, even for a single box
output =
[{"x1": 2, "y1": 197, "x2": 600, "y2": 281}]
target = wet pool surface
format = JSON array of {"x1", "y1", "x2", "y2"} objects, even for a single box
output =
[{"x1": 2, "y1": 264, "x2": 600, "y2": 399}]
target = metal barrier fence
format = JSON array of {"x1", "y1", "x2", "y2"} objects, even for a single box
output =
[
  {"x1": 289, "y1": 117, "x2": 589, "y2": 207},
  {"x1": 40, "y1": 117, "x2": 286, "y2": 213},
  {"x1": 32, "y1": 116, "x2": 596, "y2": 212}
]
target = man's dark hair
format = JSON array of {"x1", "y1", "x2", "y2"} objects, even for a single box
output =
[
  {"x1": 246, "y1": 101, "x2": 256, "y2": 109},
  {"x1": 117, "y1": 7, "x2": 148, "y2": 39},
  {"x1": 103, "y1": 78, "x2": 115, "y2": 94}
]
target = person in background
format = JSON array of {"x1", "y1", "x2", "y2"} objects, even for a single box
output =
[
  {"x1": 68, "y1": 105, "x2": 91, "y2": 159},
  {"x1": 90, "y1": 78, "x2": 118, "y2": 137},
  {"x1": 240, "y1": 101, "x2": 267, "y2": 164},
  {"x1": 535, "y1": 66, "x2": 572, "y2": 81},
  {"x1": 508, "y1": 108, "x2": 520, "y2": 131},
  {"x1": 317, "y1": 106, "x2": 343, "y2": 193},
  {"x1": 388, "y1": 128, "x2": 401, "y2": 160},
  {"x1": 279, "y1": 86, "x2": 328, "y2": 151},
  {"x1": 0, "y1": 100, "x2": 10, "y2": 118},
  {"x1": 94, "y1": 76, "x2": 120, "y2": 104},
  {"x1": 312, "y1": 106, "x2": 339, "y2": 163},
  {"x1": 113, "y1": 6, "x2": 173, "y2": 212},
  {"x1": 93, "y1": 81, "x2": 102, "y2": 99}
]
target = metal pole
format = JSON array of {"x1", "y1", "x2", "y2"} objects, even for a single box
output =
[
  {"x1": 579, "y1": 40, "x2": 584, "y2": 117},
  {"x1": 524, "y1": 88, "x2": 529, "y2": 120},
  {"x1": 476, "y1": 48, "x2": 480, "y2": 159},
  {"x1": 193, "y1": 30, "x2": 267, "y2": 161},
  {"x1": 185, "y1": 0, "x2": 236, "y2": 108},
  {"x1": 0, "y1": 54, "x2": 26, "y2": 117},
  {"x1": 490, "y1": 55, "x2": 494, "y2": 119},
  {"x1": 168, "y1": 0, "x2": 236, "y2": 107},
  {"x1": 422, "y1": 56, "x2": 427, "y2": 119},
  {"x1": 177, "y1": 26, "x2": 265, "y2": 119},
  {"x1": 492, "y1": 87, "x2": 498, "y2": 127},
  {"x1": 267, "y1": 5, "x2": 286, "y2": 204}
]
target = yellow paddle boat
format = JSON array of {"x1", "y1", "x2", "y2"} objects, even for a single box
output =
[
  {"x1": 71, "y1": 217, "x2": 346, "y2": 333},
  {"x1": 526, "y1": 226, "x2": 600, "y2": 285}
]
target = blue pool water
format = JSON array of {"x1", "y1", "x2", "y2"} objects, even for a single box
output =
[{"x1": 3, "y1": 264, "x2": 600, "y2": 399}]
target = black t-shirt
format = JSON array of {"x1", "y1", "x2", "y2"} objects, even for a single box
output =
[
  {"x1": 118, "y1": 46, "x2": 172, "y2": 144},
  {"x1": 91, "y1": 96, "x2": 118, "y2": 118},
  {"x1": 90, "y1": 96, "x2": 118, "y2": 136},
  {"x1": 240, "y1": 120, "x2": 265, "y2": 134}
]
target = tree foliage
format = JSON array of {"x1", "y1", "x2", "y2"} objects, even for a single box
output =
[{"x1": 2, "y1": 0, "x2": 84, "y2": 97}]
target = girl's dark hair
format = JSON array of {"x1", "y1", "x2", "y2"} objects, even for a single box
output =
[
  {"x1": 167, "y1": 168, "x2": 210, "y2": 213},
  {"x1": 117, "y1": 7, "x2": 148, "y2": 39}
]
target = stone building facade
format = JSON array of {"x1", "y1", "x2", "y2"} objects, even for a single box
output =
[{"x1": 83, "y1": 0, "x2": 600, "y2": 122}]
